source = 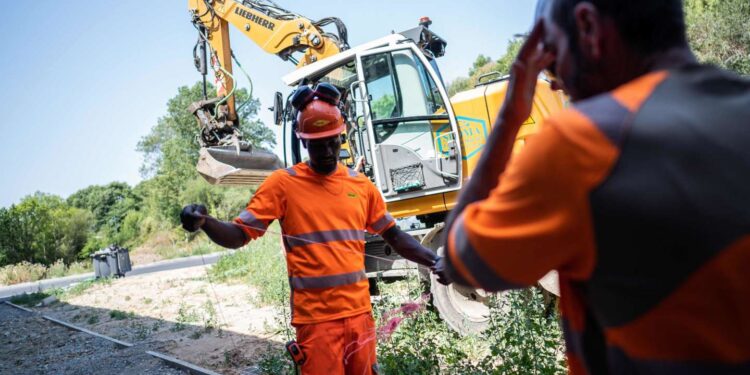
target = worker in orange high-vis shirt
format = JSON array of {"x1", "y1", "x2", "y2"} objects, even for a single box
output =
[
  {"x1": 434, "y1": 0, "x2": 750, "y2": 374},
  {"x1": 180, "y1": 83, "x2": 439, "y2": 375}
]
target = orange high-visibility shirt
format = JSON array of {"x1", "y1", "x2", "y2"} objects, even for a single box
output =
[
  {"x1": 446, "y1": 67, "x2": 750, "y2": 374},
  {"x1": 234, "y1": 163, "x2": 395, "y2": 325}
]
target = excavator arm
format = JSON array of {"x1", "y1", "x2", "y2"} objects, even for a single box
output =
[{"x1": 187, "y1": 0, "x2": 348, "y2": 184}]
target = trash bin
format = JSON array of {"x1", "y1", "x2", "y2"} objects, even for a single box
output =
[
  {"x1": 91, "y1": 250, "x2": 113, "y2": 279},
  {"x1": 91, "y1": 245, "x2": 131, "y2": 278},
  {"x1": 113, "y1": 246, "x2": 132, "y2": 276}
]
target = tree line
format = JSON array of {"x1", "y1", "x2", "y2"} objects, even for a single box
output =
[
  {"x1": 0, "y1": 83, "x2": 274, "y2": 267},
  {"x1": 447, "y1": 0, "x2": 749, "y2": 96}
]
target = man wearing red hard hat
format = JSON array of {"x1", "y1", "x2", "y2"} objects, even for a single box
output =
[{"x1": 181, "y1": 83, "x2": 439, "y2": 374}]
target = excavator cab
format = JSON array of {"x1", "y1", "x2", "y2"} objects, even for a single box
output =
[{"x1": 283, "y1": 32, "x2": 463, "y2": 206}]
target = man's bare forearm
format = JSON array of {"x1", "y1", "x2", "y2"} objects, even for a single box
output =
[
  {"x1": 446, "y1": 112, "x2": 524, "y2": 228},
  {"x1": 382, "y1": 226, "x2": 438, "y2": 267},
  {"x1": 201, "y1": 216, "x2": 248, "y2": 249}
]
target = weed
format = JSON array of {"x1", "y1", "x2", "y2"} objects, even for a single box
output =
[
  {"x1": 0, "y1": 262, "x2": 46, "y2": 285},
  {"x1": 46, "y1": 259, "x2": 68, "y2": 279},
  {"x1": 201, "y1": 300, "x2": 218, "y2": 332},
  {"x1": 223, "y1": 347, "x2": 253, "y2": 368},
  {"x1": 209, "y1": 223, "x2": 288, "y2": 306},
  {"x1": 109, "y1": 310, "x2": 133, "y2": 320},
  {"x1": 189, "y1": 330, "x2": 203, "y2": 339},
  {"x1": 65, "y1": 261, "x2": 92, "y2": 275},
  {"x1": 87, "y1": 314, "x2": 100, "y2": 325},
  {"x1": 62, "y1": 278, "x2": 112, "y2": 299},
  {"x1": 10, "y1": 292, "x2": 51, "y2": 307},
  {"x1": 0, "y1": 261, "x2": 93, "y2": 286},
  {"x1": 124, "y1": 295, "x2": 131, "y2": 301},
  {"x1": 374, "y1": 278, "x2": 565, "y2": 375},
  {"x1": 257, "y1": 345, "x2": 295, "y2": 375},
  {"x1": 131, "y1": 321, "x2": 151, "y2": 341},
  {"x1": 142, "y1": 297, "x2": 153, "y2": 304},
  {"x1": 172, "y1": 302, "x2": 200, "y2": 331}
]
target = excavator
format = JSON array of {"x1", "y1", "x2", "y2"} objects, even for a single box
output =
[{"x1": 187, "y1": 0, "x2": 565, "y2": 334}]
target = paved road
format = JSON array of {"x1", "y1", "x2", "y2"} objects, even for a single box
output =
[{"x1": 0, "y1": 251, "x2": 230, "y2": 301}]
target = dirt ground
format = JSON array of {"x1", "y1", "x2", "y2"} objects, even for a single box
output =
[{"x1": 34, "y1": 266, "x2": 286, "y2": 375}]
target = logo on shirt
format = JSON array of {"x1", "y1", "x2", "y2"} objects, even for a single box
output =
[{"x1": 347, "y1": 192, "x2": 357, "y2": 198}]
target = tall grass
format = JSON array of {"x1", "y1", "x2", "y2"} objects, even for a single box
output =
[
  {"x1": 208, "y1": 223, "x2": 288, "y2": 306},
  {"x1": 0, "y1": 260, "x2": 92, "y2": 286}
]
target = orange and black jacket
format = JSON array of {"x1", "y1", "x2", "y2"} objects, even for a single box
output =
[{"x1": 445, "y1": 65, "x2": 750, "y2": 374}]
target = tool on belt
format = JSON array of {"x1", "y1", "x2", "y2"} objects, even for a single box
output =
[{"x1": 286, "y1": 340, "x2": 307, "y2": 374}]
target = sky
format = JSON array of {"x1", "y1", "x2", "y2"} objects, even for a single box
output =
[{"x1": 0, "y1": 0, "x2": 536, "y2": 208}]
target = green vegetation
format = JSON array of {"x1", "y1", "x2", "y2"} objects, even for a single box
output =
[
  {"x1": 208, "y1": 224, "x2": 287, "y2": 306},
  {"x1": 0, "y1": 260, "x2": 92, "y2": 286},
  {"x1": 8, "y1": 277, "x2": 113, "y2": 306},
  {"x1": 447, "y1": 39, "x2": 523, "y2": 96},
  {"x1": 447, "y1": 1, "x2": 750, "y2": 97},
  {"x1": 9, "y1": 292, "x2": 51, "y2": 307},
  {"x1": 686, "y1": 0, "x2": 750, "y2": 75},
  {"x1": 109, "y1": 310, "x2": 134, "y2": 320},
  {"x1": 0, "y1": 82, "x2": 273, "y2": 285}
]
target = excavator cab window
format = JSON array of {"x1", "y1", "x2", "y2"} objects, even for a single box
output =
[
  {"x1": 288, "y1": 59, "x2": 369, "y2": 170},
  {"x1": 355, "y1": 45, "x2": 461, "y2": 199}
]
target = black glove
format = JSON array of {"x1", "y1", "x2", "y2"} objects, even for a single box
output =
[
  {"x1": 180, "y1": 204, "x2": 208, "y2": 232},
  {"x1": 431, "y1": 255, "x2": 453, "y2": 286}
]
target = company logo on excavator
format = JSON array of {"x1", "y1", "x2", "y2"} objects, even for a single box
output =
[{"x1": 235, "y1": 7, "x2": 275, "y2": 31}]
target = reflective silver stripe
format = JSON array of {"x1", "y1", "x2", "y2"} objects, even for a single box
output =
[
  {"x1": 451, "y1": 215, "x2": 522, "y2": 292},
  {"x1": 284, "y1": 167, "x2": 297, "y2": 176},
  {"x1": 370, "y1": 212, "x2": 394, "y2": 233},
  {"x1": 347, "y1": 168, "x2": 358, "y2": 177},
  {"x1": 238, "y1": 210, "x2": 267, "y2": 231},
  {"x1": 289, "y1": 270, "x2": 367, "y2": 290},
  {"x1": 286, "y1": 229, "x2": 365, "y2": 248}
]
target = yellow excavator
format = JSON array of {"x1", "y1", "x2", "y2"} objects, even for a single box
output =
[{"x1": 188, "y1": 0, "x2": 565, "y2": 334}]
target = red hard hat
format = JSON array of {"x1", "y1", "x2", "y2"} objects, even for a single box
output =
[{"x1": 296, "y1": 98, "x2": 345, "y2": 139}]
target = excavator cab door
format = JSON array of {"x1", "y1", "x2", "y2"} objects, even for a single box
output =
[{"x1": 353, "y1": 44, "x2": 462, "y2": 202}]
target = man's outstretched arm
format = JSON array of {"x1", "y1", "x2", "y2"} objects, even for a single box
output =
[
  {"x1": 181, "y1": 204, "x2": 248, "y2": 249},
  {"x1": 381, "y1": 225, "x2": 439, "y2": 269}
]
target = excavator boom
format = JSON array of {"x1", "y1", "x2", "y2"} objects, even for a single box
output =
[{"x1": 187, "y1": 0, "x2": 348, "y2": 184}]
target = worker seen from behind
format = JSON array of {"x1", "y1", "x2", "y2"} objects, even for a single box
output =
[
  {"x1": 434, "y1": 0, "x2": 750, "y2": 374},
  {"x1": 181, "y1": 83, "x2": 439, "y2": 375}
]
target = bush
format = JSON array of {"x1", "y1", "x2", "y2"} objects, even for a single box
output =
[
  {"x1": 375, "y1": 280, "x2": 565, "y2": 375},
  {"x1": 0, "y1": 261, "x2": 47, "y2": 285},
  {"x1": 66, "y1": 261, "x2": 92, "y2": 275},
  {"x1": 46, "y1": 259, "x2": 68, "y2": 279}
]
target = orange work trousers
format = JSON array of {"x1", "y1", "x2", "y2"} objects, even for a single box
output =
[{"x1": 293, "y1": 312, "x2": 378, "y2": 375}]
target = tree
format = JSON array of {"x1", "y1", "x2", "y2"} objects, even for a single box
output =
[
  {"x1": 468, "y1": 54, "x2": 493, "y2": 77},
  {"x1": 67, "y1": 182, "x2": 138, "y2": 233},
  {"x1": 0, "y1": 193, "x2": 94, "y2": 266},
  {"x1": 136, "y1": 82, "x2": 275, "y2": 222},
  {"x1": 447, "y1": 39, "x2": 524, "y2": 96}
]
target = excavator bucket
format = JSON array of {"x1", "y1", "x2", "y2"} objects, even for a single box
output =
[{"x1": 196, "y1": 146, "x2": 284, "y2": 186}]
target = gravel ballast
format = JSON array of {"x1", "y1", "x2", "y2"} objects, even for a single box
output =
[{"x1": 0, "y1": 303, "x2": 186, "y2": 375}]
